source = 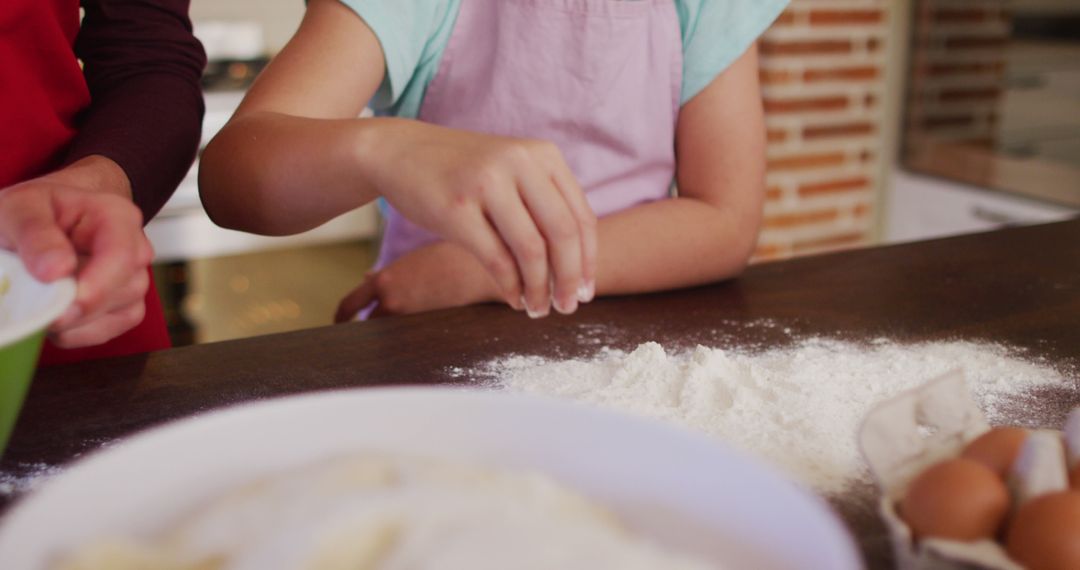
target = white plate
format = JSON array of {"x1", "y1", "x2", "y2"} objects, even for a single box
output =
[{"x1": 0, "y1": 388, "x2": 862, "y2": 569}]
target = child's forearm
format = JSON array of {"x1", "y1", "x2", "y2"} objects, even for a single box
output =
[
  {"x1": 202, "y1": 114, "x2": 595, "y2": 314},
  {"x1": 593, "y1": 196, "x2": 761, "y2": 296},
  {"x1": 199, "y1": 112, "x2": 387, "y2": 236},
  {"x1": 384, "y1": 193, "x2": 761, "y2": 308},
  {"x1": 585, "y1": 44, "x2": 769, "y2": 297}
]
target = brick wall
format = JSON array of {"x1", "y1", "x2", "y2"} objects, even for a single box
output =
[{"x1": 754, "y1": 0, "x2": 893, "y2": 261}]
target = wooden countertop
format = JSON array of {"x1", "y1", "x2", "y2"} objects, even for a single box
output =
[{"x1": 3, "y1": 220, "x2": 1079, "y2": 568}]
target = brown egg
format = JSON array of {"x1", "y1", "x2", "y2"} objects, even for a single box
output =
[
  {"x1": 961, "y1": 427, "x2": 1030, "y2": 478},
  {"x1": 1071, "y1": 464, "x2": 1080, "y2": 491},
  {"x1": 900, "y1": 458, "x2": 1010, "y2": 541},
  {"x1": 1006, "y1": 491, "x2": 1080, "y2": 570}
]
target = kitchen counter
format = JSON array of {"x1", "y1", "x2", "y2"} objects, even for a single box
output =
[{"x1": 3, "y1": 219, "x2": 1080, "y2": 568}]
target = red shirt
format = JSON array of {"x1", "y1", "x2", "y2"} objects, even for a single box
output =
[
  {"x1": 0, "y1": 0, "x2": 88, "y2": 188},
  {"x1": 0, "y1": 0, "x2": 205, "y2": 364}
]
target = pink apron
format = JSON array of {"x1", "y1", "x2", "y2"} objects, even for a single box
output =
[{"x1": 376, "y1": 0, "x2": 684, "y2": 270}]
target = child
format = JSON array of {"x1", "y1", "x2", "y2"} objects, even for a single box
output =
[{"x1": 200, "y1": 0, "x2": 786, "y2": 320}]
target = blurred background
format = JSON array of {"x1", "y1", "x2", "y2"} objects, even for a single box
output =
[{"x1": 157, "y1": 0, "x2": 1079, "y2": 346}]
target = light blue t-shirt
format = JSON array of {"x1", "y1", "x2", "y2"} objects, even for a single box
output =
[{"x1": 341, "y1": 0, "x2": 789, "y2": 119}]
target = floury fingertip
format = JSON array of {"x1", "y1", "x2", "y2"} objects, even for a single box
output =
[
  {"x1": 553, "y1": 296, "x2": 578, "y2": 315},
  {"x1": 577, "y1": 280, "x2": 595, "y2": 304}
]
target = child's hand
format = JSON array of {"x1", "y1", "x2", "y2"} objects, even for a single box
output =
[
  {"x1": 334, "y1": 242, "x2": 502, "y2": 321},
  {"x1": 0, "y1": 166, "x2": 153, "y2": 348},
  {"x1": 363, "y1": 120, "x2": 597, "y2": 318}
]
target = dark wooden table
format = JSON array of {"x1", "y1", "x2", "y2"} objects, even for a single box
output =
[{"x1": 3, "y1": 220, "x2": 1079, "y2": 568}]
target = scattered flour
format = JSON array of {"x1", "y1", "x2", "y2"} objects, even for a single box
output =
[
  {"x1": 486, "y1": 338, "x2": 1076, "y2": 494},
  {"x1": 0, "y1": 439, "x2": 112, "y2": 499},
  {"x1": 0, "y1": 463, "x2": 62, "y2": 497}
]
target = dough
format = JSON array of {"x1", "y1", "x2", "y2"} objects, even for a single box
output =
[{"x1": 55, "y1": 455, "x2": 715, "y2": 570}]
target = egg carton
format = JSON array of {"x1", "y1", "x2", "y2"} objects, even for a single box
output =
[{"x1": 859, "y1": 370, "x2": 1080, "y2": 570}]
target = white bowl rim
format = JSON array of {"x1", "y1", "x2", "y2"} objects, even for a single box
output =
[
  {"x1": 0, "y1": 387, "x2": 864, "y2": 569},
  {"x1": 0, "y1": 250, "x2": 76, "y2": 348}
]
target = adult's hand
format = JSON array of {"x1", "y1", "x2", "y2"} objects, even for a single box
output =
[{"x1": 0, "y1": 157, "x2": 153, "y2": 348}]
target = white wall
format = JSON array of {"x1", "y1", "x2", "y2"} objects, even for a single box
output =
[{"x1": 189, "y1": 0, "x2": 304, "y2": 54}]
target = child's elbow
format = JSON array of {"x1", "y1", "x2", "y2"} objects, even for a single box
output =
[
  {"x1": 723, "y1": 247, "x2": 754, "y2": 280},
  {"x1": 737, "y1": 224, "x2": 763, "y2": 270},
  {"x1": 198, "y1": 137, "x2": 248, "y2": 232},
  {"x1": 729, "y1": 251, "x2": 754, "y2": 277},
  {"x1": 199, "y1": 192, "x2": 242, "y2": 233},
  {"x1": 719, "y1": 215, "x2": 763, "y2": 279}
]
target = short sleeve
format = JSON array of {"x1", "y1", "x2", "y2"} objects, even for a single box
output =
[
  {"x1": 335, "y1": 0, "x2": 459, "y2": 113},
  {"x1": 676, "y1": 0, "x2": 790, "y2": 105}
]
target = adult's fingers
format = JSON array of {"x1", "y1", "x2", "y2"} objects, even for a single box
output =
[
  {"x1": 0, "y1": 193, "x2": 77, "y2": 282},
  {"x1": 483, "y1": 183, "x2": 552, "y2": 318},
  {"x1": 549, "y1": 162, "x2": 597, "y2": 302},
  {"x1": 49, "y1": 301, "x2": 145, "y2": 349},
  {"x1": 135, "y1": 233, "x2": 155, "y2": 267},
  {"x1": 67, "y1": 208, "x2": 142, "y2": 316},
  {"x1": 335, "y1": 275, "x2": 378, "y2": 323},
  {"x1": 51, "y1": 264, "x2": 148, "y2": 331}
]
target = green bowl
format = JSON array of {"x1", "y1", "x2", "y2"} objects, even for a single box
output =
[{"x1": 0, "y1": 251, "x2": 75, "y2": 457}]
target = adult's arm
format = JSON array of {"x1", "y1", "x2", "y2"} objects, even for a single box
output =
[{"x1": 65, "y1": 0, "x2": 207, "y2": 222}]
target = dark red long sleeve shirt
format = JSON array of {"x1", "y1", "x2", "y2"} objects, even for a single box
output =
[
  {"x1": 0, "y1": 0, "x2": 206, "y2": 222},
  {"x1": 66, "y1": 0, "x2": 207, "y2": 221}
]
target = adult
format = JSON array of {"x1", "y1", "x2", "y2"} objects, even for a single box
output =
[{"x1": 0, "y1": 0, "x2": 206, "y2": 364}]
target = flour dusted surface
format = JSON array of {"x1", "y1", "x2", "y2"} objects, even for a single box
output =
[{"x1": 491, "y1": 338, "x2": 1075, "y2": 494}]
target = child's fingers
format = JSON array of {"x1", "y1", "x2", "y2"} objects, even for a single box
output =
[
  {"x1": 482, "y1": 187, "x2": 551, "y2": 318},
  {"x1": 335, "y1": 277, "x2": 378, "y2": 323},
  {"x1": 550, "y1": 165, "x2": 597, "y2": 302},
  {"x1": 517, "y1": 169, "x2": 582, "y2": 315},
  {"x1": 450, "y1": 213, "x2": 524, "y2": 311},
  {"x1": 368, "y1": 301, "x2": 393, "y2": 319}
]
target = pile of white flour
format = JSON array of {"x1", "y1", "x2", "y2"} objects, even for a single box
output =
[{"x1": 485, "y1": 338, "x2": 1075, "y2": 494}]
